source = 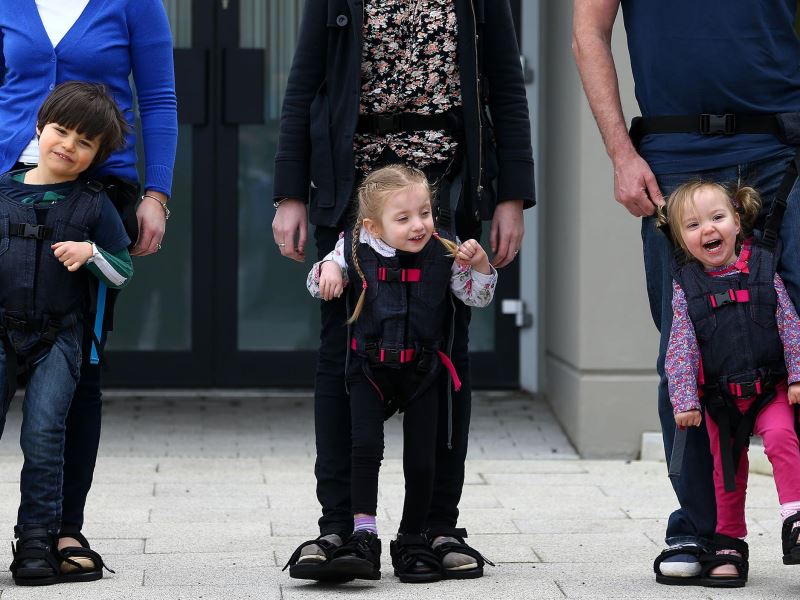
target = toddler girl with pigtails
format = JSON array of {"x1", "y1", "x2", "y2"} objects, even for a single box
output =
[
  {"x1": 661, "y1": 180, "x2": 800, "y2": 587},
  {"x1": 305, "y1": 164, "x2": 496, "y2": 583}
]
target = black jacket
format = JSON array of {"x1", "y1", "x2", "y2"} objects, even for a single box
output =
[{"x1": 273, "y1": 0, "x2": 535, "y2": 228}]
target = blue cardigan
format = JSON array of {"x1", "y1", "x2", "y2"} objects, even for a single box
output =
[{"x1": 0, "y1": 0, "x2": 177, "y2": 195}]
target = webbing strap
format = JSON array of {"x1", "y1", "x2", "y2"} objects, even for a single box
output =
[
  {"x1": 90, "y1": 283, "x2": 107, "y2": 365},
  {"x1": 668, "y1": 426, "x2": 687, "y2": 479},
  {"x1": 761, "y1": 156, "x2": 800, "y2": 249},
  {"x1": 436, "y1": 350, "x2": 461, "y2": 392},
  {"x1": 350, "y1": 339, "x2": 416, "y2": 364},
  {"x1": 727, "y1": 380, "x2": 762, "y2": 398},
  {"x1": 709, "y1": 289, "x2": 750, "y2": 308},
  {"x1": 377, "y1": 267, "x2": 421, "y2": 282}
]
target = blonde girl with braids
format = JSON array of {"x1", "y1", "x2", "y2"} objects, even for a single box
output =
[
  {"x1": 304, "y1": 164, "x2": 496, "y2": 583},
  {"x1": 662, "y1": 180, "x2": 800, "y2": 586}
]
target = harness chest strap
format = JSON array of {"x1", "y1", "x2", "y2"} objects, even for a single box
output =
[
  {"x1": 377, "y1": 267, "x2": 422, "y2": 282},
  {"x1": 709, "y1": 289, "x2": 750, "y2": 308}
]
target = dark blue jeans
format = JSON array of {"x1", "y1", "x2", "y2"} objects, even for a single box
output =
[
  {"x1": 0, "y1": 322, "x2": 83, "y2": 532},
  {"x1": 642, "y1": 147, "x2": 799, "y2": 547}
]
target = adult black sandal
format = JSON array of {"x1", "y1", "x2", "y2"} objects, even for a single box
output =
[
  {"x1": 282, "y1": 536, "x2": 354, "y2": 582},
  {"x1": 10, "y1": 526, "x2": 61, "y2": 586},
  {"x1": 699, "y1": 535, "x2": 748, "y2": 588},
  {"x1": 653, "y1": 545, "x2": 704, "y2": 585},
  {"x1": 328, "y1": 530, "x2": 381, "y2": 580},
  {"x1": 781, "y1": 512, "x2": 800, "y2": 565},
  {"x1": 57, "y1": 531, "x2": 114, "y2": 583},
  {"x1": 390, "y1": 533, "x2": 442, "y2": 583},
  {"x1": 429, "y1": 527, "x2": 493, "y2": 580}
]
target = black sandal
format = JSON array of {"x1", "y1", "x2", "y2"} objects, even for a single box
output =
[
  {"x1": 653, "y1": 544, "x2": 704, "y2": 585},
  {"x1": 328, "y1": 530, "x2": 381, "y2": 580},
  {"x1": 429, "y1": 527, "x2": 493, "y2": 580},
  {"x1": 782, "y1": 512, "x2": 800, "y2": 565},
  {"x1": 57, "y1": 531, "x2": 113, "y2": 583},
  {"x1": 282, "y1": 535, "x2": 354, "y2": 582},
  {"x1": 10, "y1": 526, "x2": 61, "y2": 586},
  {"x1": 390, "y1": 533, "x2": 442, "y2": 583},
  {"x1": 699, "y1": 535, "x2": 748, "y2": 588}
]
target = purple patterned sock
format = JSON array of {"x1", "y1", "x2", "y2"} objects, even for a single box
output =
[{"x1": 354, "y1": 515, "x2": 377, "y2": 534}]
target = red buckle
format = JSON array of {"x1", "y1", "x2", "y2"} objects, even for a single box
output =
[
  {"x1": 728, "y1": 380, "x2": 762, "y2": 397},
  {"x1": 378, "y1": 348, "x2": 415, "y2": 364}
]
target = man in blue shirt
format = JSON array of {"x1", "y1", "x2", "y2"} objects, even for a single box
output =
[{"x1": 573, "y1": 0, "x2": 800, "y2": 585}]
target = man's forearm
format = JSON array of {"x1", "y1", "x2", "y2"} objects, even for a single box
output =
[{"x1": 572, "y1": 2, "x2": 636, "y2": 165}]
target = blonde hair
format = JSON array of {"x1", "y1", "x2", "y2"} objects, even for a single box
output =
[
  {"x1": 657, "y1": 180, "x2": 761, "y2": 258},
  {"x1": 347, "y1": 164, "x2": 458, "y2": 323}
]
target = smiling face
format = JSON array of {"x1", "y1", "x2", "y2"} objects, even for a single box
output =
[
  {"x1": 363, "y1": 183, "x2": 434, "y2": 253},
  {"x1": 678, "y1": 185, "x2": 741, "y2": 270},
  {"x1": 35, "y1": 122, "x2": 100, "y2": 183}
]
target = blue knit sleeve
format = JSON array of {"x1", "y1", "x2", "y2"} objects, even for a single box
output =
[{"x1": 126, "y1": 0, "x2": 177, "y2": 197}]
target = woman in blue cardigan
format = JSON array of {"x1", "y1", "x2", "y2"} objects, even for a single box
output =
[{"x1": 0, "y1": 0, "x2": 177, "y2": 582}]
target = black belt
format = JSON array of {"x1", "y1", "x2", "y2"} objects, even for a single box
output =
[
  {"x1": 357, "y1": 110, "x2": 461, "y2": 136},
  {"x1": 630, "y1": 113, "x2": 781, "y2": 148}
]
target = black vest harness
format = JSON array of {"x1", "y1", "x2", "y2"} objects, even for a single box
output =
[
  {"x1": 0, "y1": 179, "x2": 105, "y2": 404},
  {"x1": 667, "y1": 156, "x2": 800, "y2": 490},
  {"x1": 673, "y1": 240, "x2": 786, "y2": 492},
  {"x1": 345, "y1": 229, "x2": 459, "y2": 422}
]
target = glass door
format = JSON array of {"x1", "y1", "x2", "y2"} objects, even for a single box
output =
[{"x1": 105, "y1": 0, "x2": 522, "y2": 388}]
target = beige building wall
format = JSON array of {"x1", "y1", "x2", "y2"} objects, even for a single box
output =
[{"x1": 539, "y1": 3, "x2": 662, "y2": 457}]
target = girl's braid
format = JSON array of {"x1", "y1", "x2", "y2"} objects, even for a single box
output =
[{"x1": 346, "y1": 219, "x2": 368, "y2": 324}]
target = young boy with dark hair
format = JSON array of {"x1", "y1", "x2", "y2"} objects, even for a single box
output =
[{"x1": 0, "y1": 81, "x2": 132, "y2": 586}]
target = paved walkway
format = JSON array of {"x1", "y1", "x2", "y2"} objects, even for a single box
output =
[{"x1": 0, "y1": 391, "x2": 797, "y2": 599}]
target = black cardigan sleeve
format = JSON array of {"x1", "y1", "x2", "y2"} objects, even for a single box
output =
[
  {"x1": 483, "y1": 2, "x2": 535, "y2": 208},
  {"x1": 273, "y1": 0, "x2": 329, "y2": 203}
]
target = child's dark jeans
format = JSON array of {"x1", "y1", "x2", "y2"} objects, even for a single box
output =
[{"x1": 0, "y1": 320, "x2": 83, "y2": 532}]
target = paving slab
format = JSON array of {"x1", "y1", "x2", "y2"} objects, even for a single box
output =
[{"x1": 0, "y1": 390, "x2": 797, "y2": 599}]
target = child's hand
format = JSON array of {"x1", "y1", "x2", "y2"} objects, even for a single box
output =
[
  {"x1": 319, "y1": 261, "x2": 344, "y2": 301},
  {"x1": 674, "y1": 409, "x2": 702, "y2": 429},
  {"x1": 456, "y1": 239, "x2": 491, "y2": 275},
  {"x1": 789, "y1": 383, "x2": 800, "y2": 405},
  {"x1": 52, "y1": 241, "x2": 93, "y2": 272}
]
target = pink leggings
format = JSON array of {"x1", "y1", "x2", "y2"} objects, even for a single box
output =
[{"x1": 705, "y1": 383, "x2": 800, "y2": 538}]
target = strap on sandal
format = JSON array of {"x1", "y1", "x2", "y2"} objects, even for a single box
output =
[
  {"x1": 652, "y1": 544, "x2": 704, "y2": 575},
  {"x1": 393, "y1": 534, "x2": 441, "y2": 573},
  {"x1": 782, "y1": 512, "x2": 800, "y2": 555},
  {"x1": 282, "y1": 537, "x2": 339, "y2": 571},
  {"x1": 57, "y1": 531, "x2": 115, "y2": 574},
  {"x1": 699, "y1": 535, "x2": 749, "y2": 580},
  {"x1": 428, "y1": 528, "x2": 494, "y2": 567}
]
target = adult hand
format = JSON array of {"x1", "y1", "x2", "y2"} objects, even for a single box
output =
[
  {"x1": 674, "y1": 409, "x2": 702, "y2": 430},
  {"x1": 489, "y1": 199, "x2": 524, "y2": 268},
  {"x1": 612, "y1": 149, "x2": 664, "y2": 217},
  {"x1": 272, "y1": 198, "x2": 308, "y2": 262},
  {"x1": 131, "y1": 190, "x2": 167, "y2": 256}
]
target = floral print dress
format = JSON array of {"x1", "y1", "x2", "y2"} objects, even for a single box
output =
[{"x1": 354, "y1": 0, "x2": 463, "y2": 174}]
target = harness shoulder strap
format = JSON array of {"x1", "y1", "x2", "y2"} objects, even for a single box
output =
[{"x1": 759, "y1": 155, "x2": 799, "y2": 249}]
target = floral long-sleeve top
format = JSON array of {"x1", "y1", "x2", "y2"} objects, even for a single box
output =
[
  {"x1": 665, "y1": 261, "x2": 800, "y2": 414},
  {"x1": 307, "y1": 230, "x2": 497, "y2": 308},
  {"x1": 354, "y1": 0, "x2": 462, "y2": 174}
]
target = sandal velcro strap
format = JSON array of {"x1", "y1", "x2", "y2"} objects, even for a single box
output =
[
  {"x1": 699, "y1": 535, "x2": 749, "y2": 581},
  {"x1": 282, "y1": 537, "x2": 339, "y2": 570},
  {"x1": 782, "y1": 512, "x2": 800, "y2": 556},
  {"x1": 393, "y1": 534, "x2": 440, "y2": 569},
  {"x1": 652, "y1": 544, "x2": 704, "y2": 575},
  {"x1": 59, "y1": 545, "x2": 115, "y2": 574}
]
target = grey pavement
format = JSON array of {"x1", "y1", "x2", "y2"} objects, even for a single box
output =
[{"x1": 0, "y1": 390, "x2": 797, "y2": 599}]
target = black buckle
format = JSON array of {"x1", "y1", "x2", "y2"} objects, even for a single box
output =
[
  {"x1": 374, "y1": 114, "x2": 401, "y2": 135},
  {"x1": 736, "y1": 381, "x2": 759, "y2": 398},
  {"x1": 700, "y1": 113, "x2": 736, "y2": 135},
  {"x1": 364, "y1": 342, "x2": 380, "y2": 363},
  {"x1": 711, "y1": 291, "x2": 734, "y2": 307},
  {"x1": 382, "y1": 348, "x2": 400, "y2": 365},
  {"x1": 382, "y1": 268, "x2": 401, "y2": 282}
]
